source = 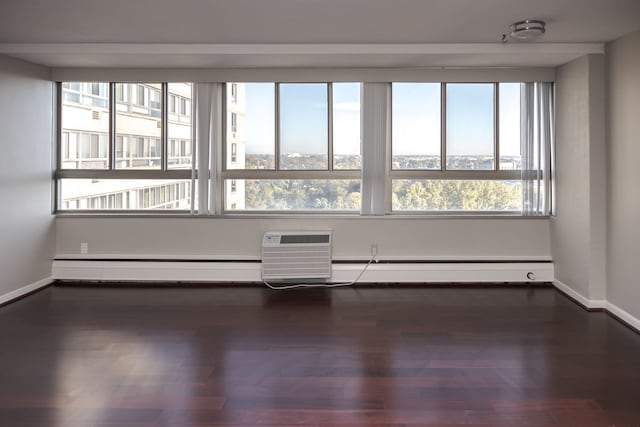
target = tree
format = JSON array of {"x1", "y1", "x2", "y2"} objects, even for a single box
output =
[{"x1": 392, "y1": 180, "x2": 521, "y2": 212}]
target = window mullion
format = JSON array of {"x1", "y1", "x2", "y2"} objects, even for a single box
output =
[
  {"x1": 221, "y1": 83, "x2": 227, "y2": 172},
  {"x1": 494, "y1": 82, "x2": 499, "y2": 171},
  {"x1": 56, "y1": 82, "x2": 62, "y2": 172},
  {"x1": 54, "y1": 82, "x2": 62, "y2": 212},
  {"x1": 328, "y1": 82, "x2": 333, "y2": 171},
  {"x1": 161, "y1": 83, "x2": 168, "y2": 171},
  {"x1": 195, "y1": 83, "x2": 212, "y2": 213},
  {"x1": 385, "y1": 82, "x2": 392, "y2": 214},
  {"x1": 223, "y1": 170, "x2": 360, "y2": 180},
  {"x1": 275, "y1": 82, "x2": 281, "y2": 171},
  {"x1": 109, "y1": 82, "x2": 115, "y2": 170},
  {"x1": 441, "y1": 82, "x2": 447, "y2": 172},
  {"x1": 389, "y1": 169, "x2": 521, "y2": 180}
]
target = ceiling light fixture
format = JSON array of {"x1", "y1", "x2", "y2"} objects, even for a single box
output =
[{"x1": 509, "y1": 19, "x2": 546, "y2": 40}]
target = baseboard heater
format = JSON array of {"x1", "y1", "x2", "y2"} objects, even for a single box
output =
[
  {"x1": 261, "y1": 231, "x2": 332, "y2": 281},
  {"x1": 52, "y1": 257, "x2": 553, "y2": 283}
]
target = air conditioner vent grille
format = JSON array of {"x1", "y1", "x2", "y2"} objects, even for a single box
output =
[
  {"x1": 280, "y1": 234, "x2": 330, "y2": 244},
  {"x1": 261, "y1": 231, "x2": 332, "y2": 280}
]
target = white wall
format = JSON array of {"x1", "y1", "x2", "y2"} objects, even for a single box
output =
[
  {"x1": 56, "y1": 216, "x2": 550, "y2": 261},
  {"x1": 551, "y1": 54, "x2": 607, "y2": 301},
  {"x1": 606, "y1": 31, "x2": 640, "y2": 320},
  {"x1": 0, "y1": 55, "x2": 55, "y2": 300}
]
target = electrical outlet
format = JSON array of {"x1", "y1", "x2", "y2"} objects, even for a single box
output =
[
  {"x1": 80, "y1": 242, "x2": 88, "y2": 254},
  {"x1": 370, "y1": 243, "x2": 378, "y2": 257}
]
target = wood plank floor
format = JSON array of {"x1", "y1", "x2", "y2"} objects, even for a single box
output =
[{"x1": 1, "y1": 284, "x2": 639, "y2": 426}]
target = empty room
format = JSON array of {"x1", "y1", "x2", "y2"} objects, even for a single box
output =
[{"x1": 1, "y1": 0, "x2": 640, "y2": 425}]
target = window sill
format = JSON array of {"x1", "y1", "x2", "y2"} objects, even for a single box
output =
[{"x1": 55, "y1": 211, "x2": 549, "y2": 220}]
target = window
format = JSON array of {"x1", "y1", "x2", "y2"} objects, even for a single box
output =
[
  {"x1": 279, "y1": 83, "x2": 328, "y2": 170},
  {"x1": 392, "y1": 83, "x2": 441, "y2": 169},
  {"x1": 58, "y1": 79, "x2": 551, "y2": 216},
  {"x1": 231, "y1": 143, "x2": 237, "y2": 164},
  {"x1": 333, "y1": 83, "x2": 361, "y2": 170},
  {"x1": 227, "y1": 82, "x2": 274, "y2": 170},
  {"x1": 180, "y1": 98, "x2": 187, "y2": 116},
  {"x1": 149, "y1": 87, "x2": 161, "y2": 111},
  {"x1": 84, "y1": 82, "x2": 108, "y2": 108},
  {"x1": 115, "y1": 83, "x2": 162, "y2": 169},
  {"x1": 231, "y1": 112, "x2": 237, "y2": 134},
  {"x1": 390, "y1": 82, "x2": 536, "y2": 213},
  {"x1": 89, "y1": 83, "x2": 100, "y2": 96},
  {"x1": 446, "y1": 83, "x2": 494, "y2": 170},
  {"x1": 57, "y1": 82, "x2": 194, "y2": 211},
  {"x1": 167, "y1": 83, "x2": 193, "y2": 169},
  {"x1": 116, "y1": 84, "x2": 127, "y2": 103},
  {"x1": 223, "y1": 82, "x2": 362, "y2": 212},
  {"x1": 62, "y1": 82, "x2": 81, "y2": 103},
  {"x1": 135, "y1": 84, "x2": 146, "y2": 107},
  {"x1": 499, "y1": 83, "x2": 522, "y2": 170},
  {"x1": 231, "y1": 83, "x2": 238, "y2": 104},
  {"x1": 60, "y1": 82, "x2": 109, "y2": 169}
]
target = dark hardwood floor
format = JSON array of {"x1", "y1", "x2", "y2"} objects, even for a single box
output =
[{"x1": 1, "y1": 284, "x2": 639, "y2": 426}]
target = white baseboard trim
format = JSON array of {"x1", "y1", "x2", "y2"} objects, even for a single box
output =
[
  {"x1": 553, "y1": 280, "x2": 640, "y2": 333},
  {"x1": 53, "y1": 261, "x2": 263, "y2": 282},
  {"x1": 0, "y1": 277, "x2": 53, "y2": 306},
  {"x1": 334, "y1": 262, "x2": 553, "y2": 283},
  {"x1": 606, "y1": 301, "x2": 640, "y2": 333},
  {"x1": 53, "y1": 259, "x2": 554, "y2": 284},
  {"x1": 552, "y1": 280, "x2": 607, "y2": 309}
]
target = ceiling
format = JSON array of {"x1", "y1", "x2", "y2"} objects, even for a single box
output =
[{"x1": 1, "y1": 0, "x2": 639, "y2": 68}]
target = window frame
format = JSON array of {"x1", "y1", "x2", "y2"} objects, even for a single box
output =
[
  {"x1": 55, "y1": 81, "x2": 195, "y2": 214},
  {"x1": 55, "y1": 77, "x2": 551, "y2": 218},
  {"x1": 221, "y1": 81, "x2": 362, "y2": 214},
  {"x1": 389, "y1": 82, "x2": 523, "y2": 215}
]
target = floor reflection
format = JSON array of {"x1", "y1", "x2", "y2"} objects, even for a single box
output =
[
  {"x1": 55, "y1": 328, "x2": 196, "y2": 426},
  {"x1": 0, "y1": 285, "x2": 638, "y2": 426}
]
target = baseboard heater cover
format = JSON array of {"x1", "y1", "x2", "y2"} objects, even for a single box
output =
[{"x1": 52, "y1": 258, "x2": 553, "y2": 283}]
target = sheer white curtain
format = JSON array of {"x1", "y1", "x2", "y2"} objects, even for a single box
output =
[
  {"x1": 520, "y1": 82, "x2": 554, "y2": 215},
  {"x1": 193, "y1": 83, "x2": 223, "y2": 215}
]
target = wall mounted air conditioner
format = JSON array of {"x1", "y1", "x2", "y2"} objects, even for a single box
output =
[{"x1": 261, "y1": 231, "x2": 332, "y2": 281}]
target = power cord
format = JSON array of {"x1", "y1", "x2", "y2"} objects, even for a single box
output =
[{"x1": 263, "y1": 251, "x2": 377, "y2": 291}]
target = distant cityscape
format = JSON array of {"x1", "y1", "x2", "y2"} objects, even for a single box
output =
[{"x1": 244, "y1": 154, "x2": 521, "y2": 171}]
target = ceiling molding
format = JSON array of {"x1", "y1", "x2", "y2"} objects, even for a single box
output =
[
  {"x1": 50, "y1": 67, "x2": 557, "y2": 83},
  {"x1": 0, "y1": 43, "x2": 605, "y2": 69},
  {"x1": 0, "y1": 42, "x2": 605, "y2": 56}
]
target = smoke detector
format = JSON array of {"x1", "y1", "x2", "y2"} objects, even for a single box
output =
[{"x1": 509, "y1": 19, "x2": 546, "y2": 40}]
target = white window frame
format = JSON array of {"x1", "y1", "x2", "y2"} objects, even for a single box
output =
[
  {"x1": 221, "y1": 82, "x2": 362, "y2": 214},
  {"x1": 389, "y1": 82, "x2": 528, "y2": 215},
  {"x1": 55, "y1": 75, "x2": 552, "y2": 218},
  {"x1": 56, "y1": 81, "x2": 195, "y2": 213}
]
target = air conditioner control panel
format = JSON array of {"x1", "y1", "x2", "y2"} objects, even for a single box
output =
[{"x1": 263, "y1": 234, "x2": 281, "y2": 245}]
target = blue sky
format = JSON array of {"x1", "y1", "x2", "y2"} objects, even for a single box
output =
[
  {"x1": 244, "y1": 82, "x2": 360, "y2": 156},
  {"x1": 392, "y1": 83, "x2": 441, "y2": 156},
  {"x1": 280, "y1": 83, "x2": 328, "y2": 156},
  {"x1": 243, "y1": 82, "x2": 520, "y2": 158},
  {"x1": 244, "y1": 83, "x2": 275, "y2": 155},
  {"x1": 446, "y1": 83, "x2": 494, "y2": 157}
]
